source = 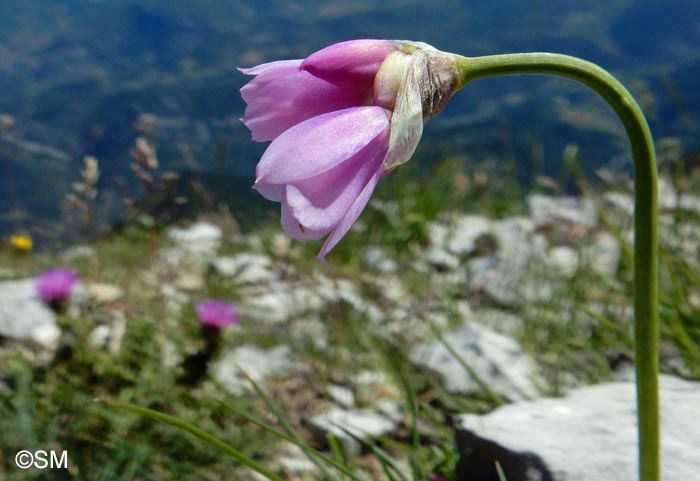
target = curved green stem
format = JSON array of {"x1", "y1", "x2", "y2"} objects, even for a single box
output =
[{"x1": 455, "y1": 53, "x2": 659, "y2": 481}]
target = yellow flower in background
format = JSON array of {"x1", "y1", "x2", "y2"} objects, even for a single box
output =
[{"x1": 10, "y1": 234, "x2": 33, "y2": 251}]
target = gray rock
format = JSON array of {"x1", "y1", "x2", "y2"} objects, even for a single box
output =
[
  {"x1": 89, "y1": 325, "x2": 112, "y2": 349},
  {"x1": 157, "y1": 246, "x2": 190, "y2": 266},
  {"x1": 429, "y1": 215, "x2": 495, "y2": 257},
  {"x1": 658, "y1": 177, "x2": 700, "y2": 213},
  {"x1": 168, "y1": 221, "x2": 222, "y2": 249},
  {"x1": 160, "y1": 283, "x2": 189, "y2": 314},
  {"x1": 602, "y1": 191, "x2": 634, "y2": 222},
  {"x1": 241, "y1": 282, "x2": 325, "y2": 324},
  {"x1": 454, "y1": 375, "x2": 700, "y2": 481},
  {"x1": 428, "y1": 222, "x2": 451, "y2": 248},
  {"x1": 88, "y1": 312, "x2": 127, "y2": 355},
  {"x1": 164, "y1": 221, "x2": 223, "y2": 262},
  {"x1": 287, "y1": 315, "x2": 330, "y2": 350},
  {"x1": 172, "y1": 270, "x2": 205, "y2": 291},
  {"x1": 309, "y1": 407, "x2": 397, "y2": 456},
  {"x1": 364, "y1": 274, "x2": 409, "y2": 305},
  {"x1": 547, "y1": 246, "x2": 579, "y2": 278},
  {"x1": 277, "y1": 443, "x2": 318, "y2": 474},
  {"x1": 425, "y1": 247, "x2": 460, "y2": 270},
  {"x1": 362, "y1": 246, "x2": 398, "y2": 273},
  {"x1": 528, "y1": 193, "x2": 598, "y2": 227},
  {"x1": 675, "y1": 222, "x2": 700, "y2": 250},
  {"x1": 212, "y1": 253, "x2": 277, "y2": 284},
  {"x1": 352, "y1": 369, "x2": 401, "y2": 401},
  {"x1": 469, "y1": 308, "x2": 525, "y2": 337},
  {"x1": 465, "y1": 256, "x2": 499, "y2": 289},
  {"x1": 676, "y1": 193, "x2": 700, "y2": 213},
  {"x1": 0, "y1": 279, "x2": 60, "y2": 349},
  {"x1": 377, "y1": 305, "x2": 453, "y2": 346},
  {"x1": 211, "y1": 345, "x2": 297, "y2": 395},
  {"x1": 373, "y1": 398, "x2": 403, "y2": 423},
  {"x1": 326, "y1": 384, "x2": 355, "y2": 408},
  {"x1": 85, "y1": 282, "x2": 124, "y2": 303},
  {"x1": 582, "y1": 231, "x2": 621, "y2": 275},
  {"x1": 314, "y1": 276, "x2": 384, "y2": 323},
  {"x1": 473, "y1": 217, "x2": 554, "y2": 305},
  {"x1": 411, "y1": 323, "x2": 540, "y2": 401},
  {"x1": 108, "y1": 311, "x2": 127, "y2": 355}
]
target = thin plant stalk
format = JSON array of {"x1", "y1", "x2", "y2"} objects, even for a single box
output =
[{"x1": 455, "y1": 53, "x2": 659, "y2": 481}]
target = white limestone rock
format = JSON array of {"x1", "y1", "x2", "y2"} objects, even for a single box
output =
[
  {"x1": 211, "y1": 345, "x2": 298, "y2": 395},
  {"x1": 309, "y1": 407, "x2": 398, "y2": 456},
  {"x1": 455, "y1": 375, "x2": 700, "y2": 481},
  {"x1": 212, "y1": 253, "x2": 277, "y2": 284},
  {"x1": 411, "y1": 322, "x2": 540, "y2": 401},
  {"x1": 528, "y1": 193, "x2": 598, "y2": 227},
  {"x1": 0, "y1": 279, "x2": 60, "y2": 349}
]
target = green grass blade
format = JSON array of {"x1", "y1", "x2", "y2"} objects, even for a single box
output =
[
  {"x1": 332, "y1": 425, "x2": 409, "y2": 481},
  {"x1": 495, "y1": 461, "x2": 508, "y2": 481},
  {"x1": 427, "y1": 321, "x2": 507, "y2": 405},
  {"x1": 221, "y1": 399, "x2": 364, "y2": 481},
  {"x1": 102, "y1": 399, "x2": 287, "y2": 481},
  {"x1": 234, "y1": 369, "x2": 364, "y2": 481}
]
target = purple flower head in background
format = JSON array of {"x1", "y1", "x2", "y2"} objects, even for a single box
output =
[
  {"x1": 195, "y1": 299, "x2": 238, "y2": 328},
  {"x1": 239, "y1": 39, "x2": 463, "y2": 261},
  {"x1": 35, "y1": 268, "x2": 80, "y2": 304}
]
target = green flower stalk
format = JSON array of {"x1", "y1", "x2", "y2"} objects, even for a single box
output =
[
  {"x1": 453, "y1": 53, "x2": 659, "y2": 481},
  {"x1": 240, "y1": 43, "x2": 659, "y2": 480}
]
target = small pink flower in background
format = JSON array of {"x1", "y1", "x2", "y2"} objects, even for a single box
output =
[
  {"x1": 195, "y1": 299, "x2": 238, "y2": 328},
  {"x1": 35, "y1": 268, "x2": 80, "y2": 303},
  {"x1": 240, "y1": 39, "x2": 463, "y2": 261}
]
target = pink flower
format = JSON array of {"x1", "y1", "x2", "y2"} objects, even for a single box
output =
[
  {"x1": 35, "y1": 268, "x2": 80, "y2": 303},
  {"x1": 240, "y1": 40, "x2": 463, "y2": 261},
  {"x1": 240, "y1": 40, "x2": 396, "y2": 142},
  {"x1": 195, "y1": 299, "x2": 238, "y2": 328}
]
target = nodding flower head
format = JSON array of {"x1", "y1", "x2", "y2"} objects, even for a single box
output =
[{"x1": 239, "y1": 40, "x2": 463, "y2": 261}]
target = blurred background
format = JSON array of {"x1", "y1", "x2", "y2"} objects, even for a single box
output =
[
  {"x1": 1, "y1": 0, "x2": 698, "y2": 242},
  {"x1": 2, "y1": 2, "x2": 700, "y2": 480}
]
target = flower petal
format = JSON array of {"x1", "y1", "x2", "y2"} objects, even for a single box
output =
[
  {"x1": 240, "y1": 60, "x2": 302, "y2": 102},
  {"x1": 301, "y1": 39, "x2": 397, "y2": 91},
  {"x1": 316, "y1": 164, "x2": 384, "y2": 262},
  {"x1": 255, "y1": 106, "x2": 391, "y2": 184},
  {"x1": 240, "y1": 63, "x2": 371, "y2": 142},
  {"x1": 284, "y1": 124, "x2": 389, "y2": 231},
  {"x1": 253, "y1": 182, "x2": 284, "y2": 202},
  {"x1": 281, "y1": 202, "x2": 328, "y2": 240},
  {"x1": 238, "y1": 59, "x2": 302, "y2": 76}
]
